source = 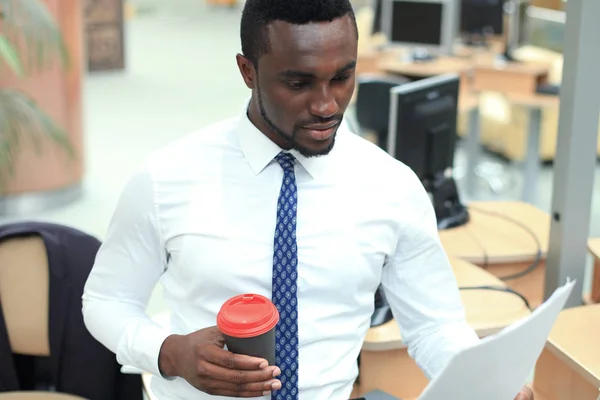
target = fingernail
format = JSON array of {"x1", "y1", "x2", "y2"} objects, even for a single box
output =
[
  {"x1": 273, "y1": 368, "x2": 281, "y2": 377},
  {"x1": 263, "y1": 391, "x2": 271, "y2": 396},
  {"x1": 272, "y1": 381, "x2": 281, "y2": 390},
  {"x1": 259, "y1": 361, "x2": 268, "y2": 369}
]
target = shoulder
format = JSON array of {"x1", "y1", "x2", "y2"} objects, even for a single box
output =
[
  {"x1": 336, "y1": 126, "x2": 434, "y2": 224},
  {"x1": 337, "y1": 126, "x2": 424, "y2": 192},
  {"x1": 118, "y1": 116, "x2": 242, "y2": 224}
]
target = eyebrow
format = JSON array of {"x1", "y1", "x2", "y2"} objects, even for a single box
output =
[{"x1": 279, "y1": 60, "x2": 357, "y2": 79}]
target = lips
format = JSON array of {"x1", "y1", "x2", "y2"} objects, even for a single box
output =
[
  {"x1": 302, "y1": 122, "x2": 340, "y2": 131},
  {"x1": 302, "y1": 121, "x2": 339, "y2": 141}
]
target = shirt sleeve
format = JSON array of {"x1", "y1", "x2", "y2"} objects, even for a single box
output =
[
  {"x1": 82, "y1": 166, "x2": 171, "y2": 377},
  {"x1": 380, "y1": 169, "x2": 480, "y2": 380}
]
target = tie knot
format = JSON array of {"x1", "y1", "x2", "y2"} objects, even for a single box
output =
[{"x1": 275, "y1": 152, "x2": 295, "y2": 172}]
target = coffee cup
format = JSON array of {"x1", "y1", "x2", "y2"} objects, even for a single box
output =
[{"x1": 217, "y1": 293, "x2": 279, "y2": 366}]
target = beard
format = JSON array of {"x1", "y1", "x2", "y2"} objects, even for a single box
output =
[{"x1": 256, "y1": 86, "x2": 339, "y2": 158}]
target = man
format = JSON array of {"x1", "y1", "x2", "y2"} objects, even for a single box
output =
[{"x1": 82, "y1": 0, "x2": 534, "y2": 399}]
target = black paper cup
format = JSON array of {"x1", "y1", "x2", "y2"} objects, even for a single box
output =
[{"x1": 217, "y1": 294, "x2": 279, "y2": 366}]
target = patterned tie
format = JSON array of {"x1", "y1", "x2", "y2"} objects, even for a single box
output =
[{"x1": 271, "y1": 152, "x2": 299, "y2": 400}]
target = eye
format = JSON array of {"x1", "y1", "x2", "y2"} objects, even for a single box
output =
[
  {"x1": 332, "y1": 74, "x2": 351, "y2": 83},
  {"x1": 287, "y1": 81, "x2": 310, "y2": 91}
]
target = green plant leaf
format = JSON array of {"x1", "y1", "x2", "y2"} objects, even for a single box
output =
[
  {"x1": 0, "y1": 0, "x2": 70, "y2": 76},
  {"x1": 0, "y1": 0, "x2": 74, "y2": 193},
  {"x1": 0, "y1": 34, "x2": 24, "y2": 77},
  {"x1": 0, "y1": 89, "x2": 76, "y2": 188}
]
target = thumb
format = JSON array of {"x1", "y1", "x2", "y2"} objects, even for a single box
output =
[
  {"x1": 515, "y1": 386, "x2": 534, "y2": 400},
  {"x1": 206, "y1": 326, "x2": 227, "y2": 347}
]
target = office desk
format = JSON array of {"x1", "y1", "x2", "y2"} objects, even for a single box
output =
[
  {"x1": 467, "y1": 57, "x2": 555, "y2": 203},
  {"x1": 505, "y1": 93, "x2": 560, "y2": 203},
  {"x1": 358, "y1": 258, "x2": 531, "y2": 399},
  {"x1": 587, "y1": 238, "x2": 600, "y2": 304},
  {"x1": 378, "y1": 55, "x2": 473, "y2": 79},
  {"x1": 205, "y1": 0, "x2": 238, "y2": 5},
  {"x1": 533, "y1": 304, "x2": 600, "y2": 400},
  {"x1": 460, "y1": 92, "x2": 483, "y2": 195},
  {"x1": 439, "y1": 201, "x2": 550, "y2": 308},
  {"x1": 472, "y1": 60, "x2": 550, "y2": 95},
  {"x1": 378, "y1": 54, "x2": 474, "y2": 94}
]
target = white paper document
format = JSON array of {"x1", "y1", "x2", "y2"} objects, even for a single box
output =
[{"x1": 418, "y1": 279, "x2": 576, "y2": 400}]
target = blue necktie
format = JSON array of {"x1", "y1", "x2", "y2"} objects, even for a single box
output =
[{"x1": 272, "y1": 152, "x2": 299, "y2": 400}]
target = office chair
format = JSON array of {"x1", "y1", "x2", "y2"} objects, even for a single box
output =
[
  {"x1": 0, "y1": 222, "x2": 142, "y2": 400},
  {"x1": 353, "y1": 74, "x2": 411, "y2": 151},
  {"x1": 0, "y1": 236, "x2": 86, "y2": 400},
  {"x1": 356, "y1": 284, "x2": 393, "y2": 386},
  {"x1": 371, "y1": 285, "x2": 393, "y2": 327},
  {"x1": 0, "y1": 394, "x2": 85, "y2": 400}
]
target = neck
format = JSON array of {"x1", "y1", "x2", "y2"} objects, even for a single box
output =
[{"x1": 247, "y1": 96, "x2": 293, "y2": 150}]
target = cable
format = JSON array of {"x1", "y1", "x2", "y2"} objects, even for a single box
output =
[
  {"x1": 466, "y1": 205, "x2": 543, "y2": 281},
  {"x1": 459, "y1": 285, "x2": 532, "y2": 311},
  {"x1": 465, "y1": 223, "x2": 490, "y2": 269}
]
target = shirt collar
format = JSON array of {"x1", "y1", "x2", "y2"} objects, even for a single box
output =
[{"x1": 235, "y1": 99, "x2": 330, "y2": 179}]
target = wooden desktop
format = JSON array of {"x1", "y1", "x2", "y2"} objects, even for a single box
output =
[
  {"x1": 439, "y1": 201, "x2": 551, "y2": 308},
  {"x1": 375, "y1": 48, "x2": 476, "y2": 103},
  {"x1": 533, "y1": 304, "x2": 600, "y2": 400},
  {"x1": 472, "y1": 59, "x2": 550, "y2": 95},
  {"x1": 373, "y1": 45, "x2": 552, "y2": 94},
  {"x1": 357, "y1": 257, "x2": 531, "y2": 399},
  {"x1": 377, "y1": 54, "x2": 473, "y2": 79},
  {"x1": 205, "y1": 0, "x2": 238, "y2": 5}
]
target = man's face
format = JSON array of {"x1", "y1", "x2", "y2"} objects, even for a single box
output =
[{"x1": 239, "y1": 15, "x2": 358, "y2": 157}]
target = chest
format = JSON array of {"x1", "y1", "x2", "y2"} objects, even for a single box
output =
[{"x1": 163, "y1": 176, "x2": 398, "y2": 302}]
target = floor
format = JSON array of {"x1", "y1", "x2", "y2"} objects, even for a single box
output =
[{"x1": 1, "y1": 2, "x2": 599, "y2": 313}]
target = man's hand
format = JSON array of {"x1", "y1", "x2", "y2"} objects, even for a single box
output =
[
  {"x1": 158, "y1": 326, "x2": 281, "y2": 397},
  {"x1": 514, "y1": 386, "x2": 534, "y2": 400}
]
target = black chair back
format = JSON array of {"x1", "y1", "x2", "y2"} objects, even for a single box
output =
[{"x1": 355, "y1": 74, "x2": 410, "y2": 151}]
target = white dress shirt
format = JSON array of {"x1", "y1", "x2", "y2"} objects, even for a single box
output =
[{"x1": 82, "y1": 104, "x2": 480, "y2": 400}]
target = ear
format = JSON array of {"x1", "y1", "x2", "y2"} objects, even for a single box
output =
[{"x1": 236, "y1": 54, "x2": 256, "y2": 90}]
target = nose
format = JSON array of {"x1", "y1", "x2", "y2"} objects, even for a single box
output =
[{"x1": 308, "y1": 85, "x2": 339, "y2": 119}]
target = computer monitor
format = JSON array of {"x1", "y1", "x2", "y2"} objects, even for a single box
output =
[
  {"x1": 501, "y1": 0, "x2": 531, "y2": 61},
  {"x1": 381, "y1": 0, "x2": 458, "y2": 59},
  {"x1": 460, "y1": 0, "x2": 505, "y2": 46},
  {"x1": 371, "y1": 0, "x2": 383, "y2": 35},
  {"x1": 525, "y1": 5, "x2": 565, "y2": 53},
  {"x1": 387, "y1": 73, "x2": 469, "y2": 230}
]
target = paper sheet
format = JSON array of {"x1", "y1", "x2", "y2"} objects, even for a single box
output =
[{"x1": 418, "y1": 279, "x2": 576, "y2": 400}]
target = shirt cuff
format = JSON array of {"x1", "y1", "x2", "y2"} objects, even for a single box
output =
[{"x1": 117, "y1": 320, "x2": 173, "y2": 378}]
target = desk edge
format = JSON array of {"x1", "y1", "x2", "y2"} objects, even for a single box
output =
[{"x1": 545, "y1": 341, "x2": 600, "y2": 388}]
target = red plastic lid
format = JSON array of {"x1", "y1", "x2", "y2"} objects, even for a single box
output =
[{"x1": 217, "y1": 294, "x2": 280, "y2": 338}]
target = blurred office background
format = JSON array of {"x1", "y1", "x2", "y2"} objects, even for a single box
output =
[
  {"x1": 2, "y1": 0, "x2": 595, "y2": 228},
  {"x1": 0, "y1": 0, "x2": 598, "y2": 311},
  {"x1": 1, "y1": 1, "x2": 599, "y2": 399}
]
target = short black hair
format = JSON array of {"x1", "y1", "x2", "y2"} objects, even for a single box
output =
[{"x1": 240, "y1": 0, "x2": 357, "y2": 67}]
